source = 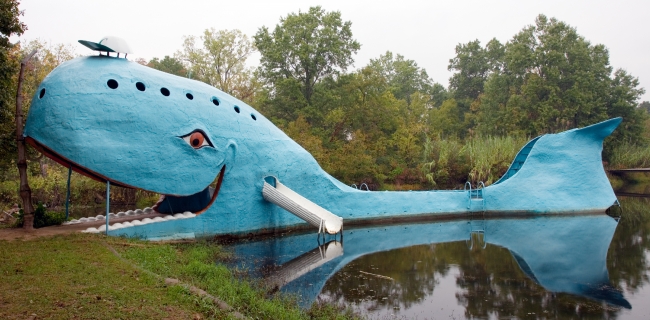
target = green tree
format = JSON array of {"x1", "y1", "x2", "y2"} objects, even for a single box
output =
[
  {"x1": 254, "y1": 6, "x2": 360, "y2": 118},
  {"x1": 430, "y1": 99, "x2": 463, "y2": 138},
  {"x1": 448, "y1": 39, "x2": 504, "y2": 104},
  {"x1": 606, "y1": 69, "x2": 647, "y2": 145},
  {"x1": 178, "y1": 28, "x2": 258, "y2": 103},
  {"x1": 447, "y1": 38, "x2": 504, "y2": 137},
  {"x1": 147, "y1": 56, "x2": 186, "y2": 77},
  {"x1": 367, "y1": 51, "x2": 435, "y2": 105},
  {"x1": 430, "y1": 83, "x2": 449, "y2": 109},
  {"x1": 467, "y1": 15, "x2": 645, "y2": 143},
  {"x1": 639, "y1": 101, "x2": 650, "y2": 113},
  {"x1": 0, "y1": 0, "x2": 26, "y2": 172}
]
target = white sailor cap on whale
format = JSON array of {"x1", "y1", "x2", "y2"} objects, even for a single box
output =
[{"x1": 78, "y1": 36, "x2": 132, "y2": 54}]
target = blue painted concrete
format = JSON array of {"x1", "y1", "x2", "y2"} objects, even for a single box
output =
[
  {"x1": 231, "y1": 215, "x2": 627, "y2": 308},
  {"x1": 24, "y1": 55, "x2": 621, "y2": 238}
]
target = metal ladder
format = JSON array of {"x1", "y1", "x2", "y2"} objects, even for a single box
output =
[
  {"x1": 350, "y1": 183, "x2": 370, "y2": 191},
  {"x1": 464, "y1": 181, "x2": 485, "y2": 211}
]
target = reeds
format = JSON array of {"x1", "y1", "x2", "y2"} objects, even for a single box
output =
[
  {"x1": 422, "y1": 135, "x2": 529, "y2": 188},
  {"x1": 463, "y1": 135, "x2": 529, "y2": 185},
  {"x1": 607, "y1": 141, "x2": 650, "y2": 169}
]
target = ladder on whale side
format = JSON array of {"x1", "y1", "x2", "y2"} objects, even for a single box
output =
[
  {"x1": 262, "y1": 176, "x2": 343, "y2": 235},
  {"x1": 464, "y1": 181, "x2": 485, "y2": 212}
]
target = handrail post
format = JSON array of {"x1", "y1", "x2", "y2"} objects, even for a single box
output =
[
  {"x1": 105, "y1": 181, "x2": 110, "y2": 234},
  {"x1": 65, "y1": 166, "x2": 72, "y2": 220},
  {"x1": 464, "y1": 181, "x2": 472, "y2": 209}
]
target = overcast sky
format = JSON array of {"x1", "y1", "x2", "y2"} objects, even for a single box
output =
[{"x1": 17, "y1": 0, "x2": 650, "y2": 102}]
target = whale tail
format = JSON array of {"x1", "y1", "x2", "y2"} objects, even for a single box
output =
[{"x1": 486, "y1": 118, "x2": 621, "y2": 213}]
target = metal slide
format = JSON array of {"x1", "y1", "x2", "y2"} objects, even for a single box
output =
[{"x1": 262, "y1": 177, "x2": 343, "y2": 234}]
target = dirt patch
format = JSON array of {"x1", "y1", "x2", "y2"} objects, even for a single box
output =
[{"x1": 0, "y1": 213, "x2": 165, "y2": 241}]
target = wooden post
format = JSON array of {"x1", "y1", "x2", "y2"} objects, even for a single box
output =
[{"x1": 15, "y1": 50, "x2": 37, "y2": 230}]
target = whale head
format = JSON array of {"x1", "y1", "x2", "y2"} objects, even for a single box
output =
[{"x1": 23, "y1": 55, "x2": 260, "y2": 213}]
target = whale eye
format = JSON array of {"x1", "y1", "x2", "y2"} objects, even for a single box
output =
[{"x1": 181, "y1": 130, "x2": 213, "y2": 149}]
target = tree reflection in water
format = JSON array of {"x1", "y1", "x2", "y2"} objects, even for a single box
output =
[
  {"x1": 318, "y1": 197, "x2": 650, "y2": 319},
  {"x1": 607, "y1": 197, "x2": 650, "y2": 297}
]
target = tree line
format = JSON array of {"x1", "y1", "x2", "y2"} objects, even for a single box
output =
[{"x1": 1, "y1": 4, "x2": 648, "y2": 198}]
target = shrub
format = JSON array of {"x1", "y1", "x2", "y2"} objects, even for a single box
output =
[{"x1": 14, "y1": 202, "x2": 67, "y2": 228}]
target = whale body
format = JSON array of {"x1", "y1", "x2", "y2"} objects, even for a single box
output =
[{"x1": 24, "y1": 55, "x2": 621, "y2": 239}]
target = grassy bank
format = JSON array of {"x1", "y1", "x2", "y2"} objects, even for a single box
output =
[{"x1": 0, "y1": 234, "x2": 357, "y2": 320}]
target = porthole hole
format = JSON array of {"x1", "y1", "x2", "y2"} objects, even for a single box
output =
[
  {"x1": 212, "y1": 98, "x2": 220, "y2": 106},
  {"x1": 234, "y1": 106, "x2": 240, "y2": 113},
  {"x1": 136, "y1": 82, "x2": 145, "y2": 91},
  {"x1": 186, "y1": 93, "x2": 194, "y2": 100},
  {"x1": 107, "y1": 79, "x2": 118, "y2": 89},
  {"x1": 251, "y1": 114, "x2": 257, "y2": 120},
  {"x1": 160, "y1": 87, "x2": 170, "y2": 96},
  {"x1": 39, "y1": 88, "x2": 46, "y2": 99}
]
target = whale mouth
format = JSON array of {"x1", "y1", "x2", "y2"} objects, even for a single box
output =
[
  {"x1": 25, "y1": 137, "x2": 224, "y2": 215},
  {"x1": 152, "y1": 165, "x2": 225, "y2": 215}
]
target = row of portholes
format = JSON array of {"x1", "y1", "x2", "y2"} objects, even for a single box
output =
[{"x1": 105, "y1": 78, "x2": 258, "y2": 121}]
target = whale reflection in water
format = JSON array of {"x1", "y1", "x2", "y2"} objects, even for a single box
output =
[{"x1": 230, "y1": 214, "x2": 629, "y2": 309}]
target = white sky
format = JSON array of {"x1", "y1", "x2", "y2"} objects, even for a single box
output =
[{"x1": 17, "y1": 0, "x2": 650, "y2": 102}]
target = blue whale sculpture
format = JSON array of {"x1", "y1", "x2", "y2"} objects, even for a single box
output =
[{"x1": 24, "y1": 55, "x2": 621, "y2": 239}]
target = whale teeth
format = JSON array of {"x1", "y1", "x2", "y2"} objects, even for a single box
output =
[
  {"x1": 77, "y1": 209, "x2": 198, "y2": 234},
  {"x1": 109, "y1": 223, "x2": 124, "y2": 230},
  {"x1": 82, "y1": 227, "x2": 101, "y2": 233}
]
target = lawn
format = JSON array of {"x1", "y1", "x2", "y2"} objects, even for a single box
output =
[{"x1": 0, "y1": 233, "x2": 357, "y2": 320}]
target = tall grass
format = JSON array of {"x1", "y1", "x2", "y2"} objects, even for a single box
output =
[
  {"x1": 421, "y1": 138, "x2": 467, "y2": 188},
  {"x1": 607, "y1": 141, "x2": 650, "y2": 169},
  {"x1": 421, "y1": 135, "x2": 529, "y2": 188},
  {"x1": 464, "y1": 135, "x2": 530, "y2": 185}
]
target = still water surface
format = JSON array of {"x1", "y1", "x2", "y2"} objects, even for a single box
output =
[{"x1": 227, "y1": 196, "x2": 650, "y2": 319}]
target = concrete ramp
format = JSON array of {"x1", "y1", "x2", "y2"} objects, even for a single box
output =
[{"x1": 262, "y1": 177, "x2": 343, "y2": 234}]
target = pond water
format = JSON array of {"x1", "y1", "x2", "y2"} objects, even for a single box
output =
[{"x1": 227, "y1": 195, "x2": 650, "y2": 319}]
